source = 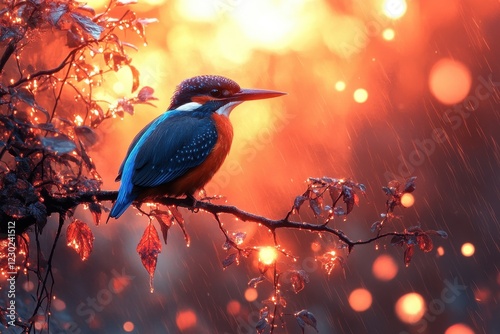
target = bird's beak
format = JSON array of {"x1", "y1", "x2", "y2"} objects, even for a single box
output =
[{"x1": 229, "y1": 88, "x2": 286, "y2": 102}]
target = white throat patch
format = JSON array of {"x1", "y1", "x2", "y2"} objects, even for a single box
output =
[
  {"x1": 175, "y1": 102, "x2": 202, "y2": 111},
  {"x1": 216, "y1": 101, "x2": 243, "y2": 117}
]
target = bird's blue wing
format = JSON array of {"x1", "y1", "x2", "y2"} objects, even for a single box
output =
[{"x1": 131, "y1": 113, "x2": 218, "y2": 188}]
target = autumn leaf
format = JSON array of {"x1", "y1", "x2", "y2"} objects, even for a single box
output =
[
  {"x1": 222, "y1": 252, "x2": 238, "y2": 269},
  {"x1": 169, "y1": 206, "x2": 190, "y2": 246},
  {"x1": 137, "y1": 86, "x2": 157, "y2": 102},
  {"x1": 129, "y1": 65, "x2": 140, "y2": 93},
  {"x1": 151, "y1": 209, "x2": 173, "y2": 244},
  {"x1": 293, "y1": 195, "x2": 308, "y2": 213},
  {"x1": 404, "y1": 244, "x2": 415, "y2": 267},
  {"x1": 289, "y1": 270, "x2": 309, "y2": 294},
  {"x1": 136, "y1": 222, "x2": 162, "y2": 292},
  {"x1": 294, "y1": 309, "x2": 318, "y2": 333},
  {"x1": 417, "y1": 233, "x2": 433, "y2": 252},
  {"x1": 66, "y1": 220, "x2": 94, "y2": 261}
]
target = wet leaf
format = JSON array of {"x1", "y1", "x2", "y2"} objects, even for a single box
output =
[
  {"x1": 436, "y1": 230, "x2": 448, "y2": 239},
  {"x1": 169, "y1": 206, "x2": 190, "y2": 246},
  {"x1": 309, "y1": 198, "x2": 322, "y2": 217},
  {"x1": 256, "y1": 314, "x2": 269, "y2": 334},
  {"x1": 294, "y1": 309, "x2": 318, "y2": 333},
  {"x1": 343, "y1": 185, "x2": 354, "y2": 214},
  {"x1": 404, "y1": 244, "x2": 415, "y2": 267},
  {"x1": 371, "y1": 221, "x2": 383, "y2": 233},
  {"x1": 129, "y1": 65, "x2": 140, "y2": 93},
  {"x1": 136, "y1": 222, "x2": 162, "y2": 292},
  {"x1": 70, "y1": 12, "x2": 103, "y2": 39},
  {"x1": 89, "y1": 202, "x2": 101, "y2": 225},
  {"x1": 75, "y1": 125, "x2": 98, "y2": 146},
  {"x1": 404, "y1": 176, "x2": 417, "y2": 193},
  {"x1": 417, "y1": 233, "x2": 433, "y2": 252},
  {"x1": 248, "y1": 275, "x2": 266, "y2": 288},
  {"x1": 293, "y1": 195, "x2": 307, "y2": 213},
  {"x1": 137, "y1": 86, "x2": 157, "y2": 101},
  {"x1": 41, "y1": 135, "x2": 76, "y2": 154},
  {"x1": 222, "y1": 252, "x2": 238, "y2": 269},
  {"x1": 391, "y1": 235, "x2": 405, "y2": 246},
  {"x1": 152, "y1": 209, "x2": 172, "y2": 244},
  {"x1": 289, "y1": 270, "x2": 309, "y2": 294},
  {"x1": 66, "y1": 219, "x2": 94, "y2": 261}
]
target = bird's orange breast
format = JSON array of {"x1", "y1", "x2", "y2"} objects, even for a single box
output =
[{"x1": 151, "y1": 114, "x2": 234, "y2": 197}]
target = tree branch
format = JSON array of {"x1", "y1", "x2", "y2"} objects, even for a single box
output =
[{"x1": 39, "y1": 190, "x2": 411, "y2": 252}]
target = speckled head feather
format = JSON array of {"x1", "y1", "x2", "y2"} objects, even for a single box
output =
[{"x1": 169, "y1": 75, "x2": 241, "y2": 110}]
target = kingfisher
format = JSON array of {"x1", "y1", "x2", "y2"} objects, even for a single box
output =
[{"x1": 109, "y1": 75, "x2": 285, "y2": 219}]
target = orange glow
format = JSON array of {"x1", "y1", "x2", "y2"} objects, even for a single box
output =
[
  {"x1": 382, "y1": 28, "x2": 395, "y2": 41},
  {"x1": 123, "y1": 321, "x2": 135, "y2": 332},
  {"x1": 244, "y1": 288, "x2": 258, "y2": 302},
  {"x1": 372, "y1": 254, "x2": 398, "y2": 281},
  {"x1": 311, "y1": 241, "x2": 321, "y2": 252},
  {"x1": 259, "y1": 246, "x2": 278, "y2": 265},
  {"x1": 232, "y1": 0, "x2": 306, "y2": 50},
  {"x1": 354, "y1": 88, "x2": 369, "y2": 103},
  {"x1": 382, "y1": 0, "x2": 408, "y2": 19},
  {"x1": 52, "y1": 298, "x2": 66, "y2": 311},
  {"x1": 176, "y1": 309, "x2": 197, "y2": 331},
  {"x1": 437, "y1": 246, "x2": 445, "y2": 256},
  {"x1": 429, "y1": 59, "x2": 472, "y2": 105},
  {"x1": 348, "y1": 288, "x2": 372, "y2": 312},
  {"x1": 400, "y1": 193, "x2": 415, "y2": 208},
  {"x1": 461, "y1": 243, "x2": 475, "y2": 257},
  {"x1": 226, "y1": 300, "x2": 241, "y2": 315},
  {"x1": 335, "y1": 81, "x2": 346, "y2": 92},
  {"x1": 395, "y1": 293, "x2": 426, "y2": 324},
  {"x1": 445, "y1": 323, "x2": 475, "y2": 334}
]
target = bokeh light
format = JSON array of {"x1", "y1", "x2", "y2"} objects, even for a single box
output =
[
  {"x1": 395, "y1": 293, "x2": 426, "y2": 324},
  {"x1": 259, "y1": 246, "x2": 278, "y2": 265},
  {"x1": 52, "y1": 297, "x2": 66, "y2": 311},
  {"x1": 437, "y1": 246, "x2": 445, "y2": 257},
  {"x1": 244, "y1": 287, "x2": 258, "y2": 302},
  {"x1": 372, "y1": 254, "x2": 398, "y2": 281},
  {"x1": 335, "y1": 81, "x2": 347, "y2": 92},
  {"x1": 382, "y1": 28, "x2": 395, "y2": 41},
  {"x1": 445, "y1": 323, "x2": 475, "y2": 334},
  {"x1": 348, "y1": 288, "x2": 373, "y2": 312},
  {"x1": 123, "y1": 321, "x2": 135, "y2": 332},
  {"x1": 176, "y1": 309, "x2": 197, "y2": 331},
  {"x1": 353, "y1": 88, "x2": 369, "y2": 103},
  {"x1": 400, "y1": 193, "x2": 415, "y2": 208},
  {"x1": 226, "y1": 300, "x2": 241, "y2": 316},
  {"x1": 461, "y1": 243, "x2": 475, "y2": 257},
  {"x1": 429, "y1": 58, "x2": 472, "y2": 105},
  {"x1": 382, "y1": 0, "x2": 408, "y2": 19}
]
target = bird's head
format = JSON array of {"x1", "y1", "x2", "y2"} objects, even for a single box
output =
[{"x1": 168, "y1": 75, "x2": 285, "y2": 116}]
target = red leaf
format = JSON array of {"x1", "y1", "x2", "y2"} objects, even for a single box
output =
[
  {"x1": 404, "y1": 245, "x2": 415, "y2": 267},
  {"x1": 289, "y1": 270, "x2": 309, "y2": 294},
  {"x1": 169, "y1": 206, "x2": 190, "y2": 246},
  {"x1": 152, "y1": 209, "x2": 173, "y2": 244},
  {"x1": 136, "y1": 222, "x2": 162, "y2": 292},
  {"x1": 66, "y1": 220, "x2": 94, "y2": 261},
  {"x1": 417, "y1": 233, "x2": 433, "y2": 252},
  {"x1": 137, "y1": 86, "x2": 157, "y2": 101},
  {"x1": 129, "y1": 65, "x2": 140, "y2": 93}
]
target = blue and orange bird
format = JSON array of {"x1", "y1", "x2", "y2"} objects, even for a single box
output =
[{"x1": 109, "y1": 75, "x2": 285, "y2": 219}]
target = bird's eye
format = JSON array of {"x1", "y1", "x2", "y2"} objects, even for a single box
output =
[{"x1": 210, "y1": 89, "x2": 222, "y2": 98}]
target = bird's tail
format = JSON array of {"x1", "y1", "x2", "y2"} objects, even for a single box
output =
[{"x1": 108, "y1": 189, "x2": 137, "y2": 221}]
